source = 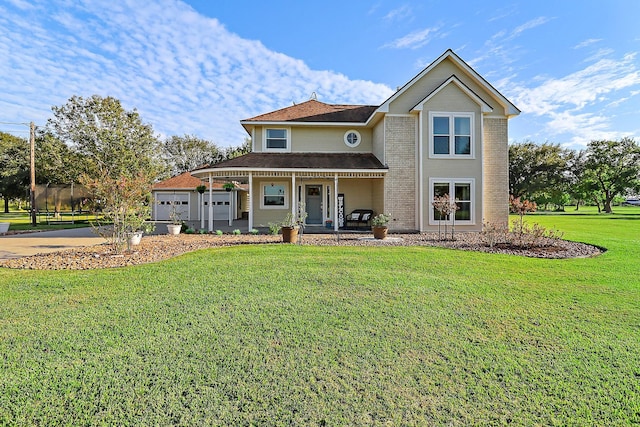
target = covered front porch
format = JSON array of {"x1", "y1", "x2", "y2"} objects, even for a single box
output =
[{"x1": 191, "y1": 170, "x2": 386, "y2": 233}]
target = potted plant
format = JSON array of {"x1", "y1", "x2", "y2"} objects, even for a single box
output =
[
  {"x1": 281, "y1": 202, "x2": 308, "y2": 243},
  {"x1": 166, "y1": 202, "x2": 183, "y2": 235},
  {"x1": 195, "y1": 184, "x2": 206, "y2": 194},
  {"x1": 123, "y1": 202, "x2": 154, "y2": 249},
  {"x1": 223, "y1": 182, "x2": 235, "y2": 192},
  {"x1": 371, "y1": 213, "x2": 391, "y2": 239}
]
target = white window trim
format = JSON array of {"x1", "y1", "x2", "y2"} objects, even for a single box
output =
[
  {"x1": 428, "y1": 112, "x2": 474, "y2": 159},
  {"x1": 263, "y1": 127, "x2": 291, "y2": 152},
  {"x1": 343, "y1": 129, "x2": 362, "y2": 148},
  {"x1": 260, "y1": 181, "x2": 289, "y2": 210},
  {"x1": 428, "y1": 178, "x2": 475, "y2": 225}
]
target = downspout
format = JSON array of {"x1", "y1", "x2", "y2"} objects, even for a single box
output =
[{"x1": 418, "y1": 111, "x2": 424, "y2": 231}]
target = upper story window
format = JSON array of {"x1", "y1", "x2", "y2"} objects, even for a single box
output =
[
  {"x1": 344, "y1": 130, "x2": 361, "y2": 148},
  {"x1": 430, "y1": 112, "x2": 474, "y2": 158},
  {"x1": 264, "y1": 128, "x2": 290, "y2": 151}
]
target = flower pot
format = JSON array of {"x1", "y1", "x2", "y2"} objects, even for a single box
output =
[
  {"x1": 225, "y1": 188, "x2": 232, "y2": 192},
  {"x1": 128, "y1": 231, "x2": 143, "y2": 246},
  {"x1": 281, "y1": 226, "x2": 299, "y2": 243},
  {"x1": 167, "y1": 224, "x2": 182, "y2": 235},
  {"x1": 372, "y1": 226, "x2": 388, "y2": 240},
  {"x1": 0, "y1": 222, "x2": 9, "y2": 234}
]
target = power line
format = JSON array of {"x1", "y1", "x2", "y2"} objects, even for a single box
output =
[{"x1": 0, "y1": 121, "x2": 31, "y2": 126}]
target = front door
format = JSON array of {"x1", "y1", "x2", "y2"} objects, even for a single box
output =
[{"x1": 305, "y1": 185, "x2": 322, "y2": 224}]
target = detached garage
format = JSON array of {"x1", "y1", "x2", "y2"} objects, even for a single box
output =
[{"x1": 151, "y1": 171, "x2": 247, "y2": 229}]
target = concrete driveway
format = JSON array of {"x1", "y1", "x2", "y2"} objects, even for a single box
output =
[{"x1": 0, "y1": 227, "x2": 106, "y2": 259}]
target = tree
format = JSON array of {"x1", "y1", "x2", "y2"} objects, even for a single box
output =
[
  {"x1": 509, "y1": 142, "x2": 572, "y2": 204},
  {"x1": 163, "y1": 134, "x2": 224, "y2": 176},
  {"x1": 47, "y1": 95, "x2": 164, "y2": 181},
  {"x1": 46, "y1": 95, "x2": 163, "y2": 252},
  {"x1": 0, "y1": 132, "x2": 29, "y2": 213},
  {"x1": 225, "y1": 137, "x2": 252, "y2": 160},
  {"x1": 584, "y1": 138, "x2": 640, "y2": 213},
  {"x1": 35, "y1": 131, "x2": 84, "y2": 185}
]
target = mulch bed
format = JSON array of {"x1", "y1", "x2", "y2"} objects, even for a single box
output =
[{"x1": 0, "y1": 232, "x2": 604, "y2": 270}]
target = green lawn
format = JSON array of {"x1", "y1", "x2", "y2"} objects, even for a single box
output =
[
  {"x1": 0, "y1": 211, "x2": 97, "y2": 231},
  {"x1": 1, "y1": 209, "x2": 639, "y2": 425}
]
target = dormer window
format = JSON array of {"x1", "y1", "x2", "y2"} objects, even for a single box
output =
[{"x1": 264, "y1": 128, "x2": 290, "y2": 151}]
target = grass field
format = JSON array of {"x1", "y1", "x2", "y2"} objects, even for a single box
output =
[
  {"x1": 0, "y1": 211, "x2": 98, "y2": 231},
  {"x1": 0, "y1": 208, "x2": 639, "y2": 425}
]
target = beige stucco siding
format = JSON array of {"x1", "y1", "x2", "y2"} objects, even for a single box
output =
[
  {"x1": 372, "y1": 119, "x2": 385, "y2": 164},
  {"x1": 388, "y1": 57, "x2": 508, "y2": 117},
  {"x1": 338, "y1": 179, "x2": 374, "y2": 213},
  {"x1": 291, "y1": 127, "x2": 372, "y2": 152},
  {"x1": 384, "y1": 115, "x2": 417, "y2": 231},
  {"x1": 419, "y1": 84, "x2": 484, "y2": 231},
  {"x1": 251, "y1": 125, "x2": 372, "y2": 153},
  {"x1": 251, "y1": 178, "x2": 292, "y2": 226}
]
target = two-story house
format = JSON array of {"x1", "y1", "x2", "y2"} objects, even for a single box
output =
[{"x1": 192, "y1": 49, "x2": 520, "y2": 233}]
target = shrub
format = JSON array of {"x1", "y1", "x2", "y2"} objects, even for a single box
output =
[
  {"x1": 267, "y1": 222, "x2": 281, "y2": 235},
  {"x1": 481, "y1": 221, "x2": 509, "y2": 248},
  {"x1": 232, "y1": 229, "x2": 241, "y2": 235},
  {"x1": 215, "y1": 229, "x2": 223, "y2": 236}
]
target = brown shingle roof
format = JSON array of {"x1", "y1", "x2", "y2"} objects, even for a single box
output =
[
  {"x1": 242, "y1": 100, "x2": 377, "y2": 123},
  {"x1": 197, "y1": 152, "x2": 386, "y2": 170},
  {"x1": 153, "y1": 172, "x2": 203, "y2": 189},
  {"x1": 153, "y1": 171, "x2": 244, "y2": 190}
]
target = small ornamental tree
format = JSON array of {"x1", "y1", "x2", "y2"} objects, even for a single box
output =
[
  {"x1": 509, "y1": 195, "x2": 537, "y2": 247},
  {"x1": 84, "y1": 171, "x2": 153, "y2": 253},
  {"x1": 432, "y1": 194, "x2": 459, "y2": 240}
]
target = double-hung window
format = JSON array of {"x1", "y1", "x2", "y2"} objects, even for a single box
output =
[
  {"x1": 265, "y1": 128, "x2": 289, "y2": 151},
  {"x1": 430, "y1": 113, "x2": 473, "y2": 157},
  {"x1": 430, "y1": 178, "x2": 474, "y2": 224},
  {"x1": 261, "y1": 182, "x2": 288, "y2": 209}
]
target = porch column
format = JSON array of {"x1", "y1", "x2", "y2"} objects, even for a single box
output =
[
  {"x1": 208, "y1": 174, "x2": 213, "y2": 232},
  {"x1": 248, "y1": 172, "x2": 253, "y2": 231},
  {"x1": 200, "y1": 190, "x2": 204, "y2": 230},
  {"x1": 291, "y1": 173, "x2": 296, "y2": 213},
  {"x1": 228, "y1": 189, "x2": 232, "y2": 227},
  {"x1": 334, "y1": 173, "x2": 339, "y2": 231}
]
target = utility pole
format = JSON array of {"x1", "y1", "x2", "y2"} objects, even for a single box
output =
[{"x1": 30, "y1": 121, "x2": 36, "y2": 227}]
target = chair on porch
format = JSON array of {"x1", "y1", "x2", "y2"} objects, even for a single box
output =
[{"x1": 344, "y1": 209, "x2": 374, "y2": 230}]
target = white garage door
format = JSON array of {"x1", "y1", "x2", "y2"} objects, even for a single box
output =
[
  {"x1": 204, "y1": 193, "x2": 232, "y2": 221},
  {"x1": 156, "y1": 193, "x2": 190, "y2": 221}
]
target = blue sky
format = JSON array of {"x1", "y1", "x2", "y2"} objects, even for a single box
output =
[{"x1": 1, "y1": 0, "x2": 639, "y2": 149}]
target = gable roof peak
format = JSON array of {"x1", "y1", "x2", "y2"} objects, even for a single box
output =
[{"x1": 377, "y1": 49, "x2": 520, "y2": 117}]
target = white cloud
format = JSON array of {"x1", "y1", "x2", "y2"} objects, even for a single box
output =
[
  {"x1": 510, "y1": 16, "x2": 552, "y2": 39},
  {"x1": 504, "y1": 53, "x2": 640, "y2": 147},
  {"x1": 381, "y1": 25, "x2": 444, "y2": 50},
  {"x1": 574, "y1": 38, "x2": 602, "y2": 49},
  {"x1": 0, "y1": 0, "x2": 394, "y2": 146},
  {"x1": 383, "y1": 5, "x2": 413, "y2": 22}
]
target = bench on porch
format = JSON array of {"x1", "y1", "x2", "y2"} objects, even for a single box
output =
[{"x1": 344, "y1": 209, "x2": 374, "y2": 230}]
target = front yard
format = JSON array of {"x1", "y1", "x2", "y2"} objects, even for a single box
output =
[{"x1": 0, "y1": 209, "x2": 638, "y2": 425}]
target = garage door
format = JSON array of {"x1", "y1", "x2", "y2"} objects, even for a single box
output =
[
  {"x1": 204, "y1": 193, "x2": 232, "y2": 221},
  {"x1": 156, "y1": 193, "x2": 190, "y2": 221}
]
